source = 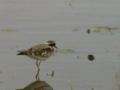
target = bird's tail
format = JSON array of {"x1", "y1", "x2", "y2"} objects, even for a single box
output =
[{"x1": 17, "y1": 50, "x2": 27, "y2": 55}]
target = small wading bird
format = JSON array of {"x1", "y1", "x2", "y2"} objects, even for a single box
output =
[{"x1": 17, "y1": 40, "x2": 57, "y2": 80}]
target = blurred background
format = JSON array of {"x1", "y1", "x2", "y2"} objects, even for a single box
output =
[{"x1": 0, "y1": 0, "x2": 120, "y2": 90}]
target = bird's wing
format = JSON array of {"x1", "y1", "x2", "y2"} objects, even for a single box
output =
[
  {"x1": 31, "y1": 44, "x2": 49, "y2": 50},
  {"x1": 30, "y1": 44, "x2": 53, "y2": 59}
]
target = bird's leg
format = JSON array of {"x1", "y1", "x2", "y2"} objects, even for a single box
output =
[
  {"x1": 35, "y1": 60, "x2": 38, "y2": 80},
  {"x1": 35, "y1": 60, "x2": 41, "y2": 81},
  {"x1": 37, "y1": 61, "x2": 41, "y2": 80},
  {"x1": 38, "y1": 60, "x2": 41, "y2": 67},
  {"x1": 35, "y1": 60, "x2": 39, "y2": 80}
]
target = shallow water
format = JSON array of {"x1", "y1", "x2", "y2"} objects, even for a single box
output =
[{"x1": 0, "y1": 0, "x2": 120, "y2": 90}]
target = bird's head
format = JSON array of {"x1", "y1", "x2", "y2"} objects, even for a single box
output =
[{"x1": 46, "y1": 40, "x2": 58, "y2": 49}]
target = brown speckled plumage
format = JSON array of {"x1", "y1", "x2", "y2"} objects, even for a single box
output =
[
  {"x1": 17, "y1": 40, "x2": 57, "y2": 80},
  {"x1": 17, "y1": 40, "x2": 57, "y2": 61}
]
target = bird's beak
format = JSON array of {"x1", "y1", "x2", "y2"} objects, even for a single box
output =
[
  {"x1": 54, "y1": 46, "x2": 58, "y2": 49},
  {"x1": 54, "y1": 46, "x2": 58, "y2": 53}
]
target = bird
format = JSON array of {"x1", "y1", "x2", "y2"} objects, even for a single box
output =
[{"x1": 17, "y1": 40, "x2": 58, "y2": 80}]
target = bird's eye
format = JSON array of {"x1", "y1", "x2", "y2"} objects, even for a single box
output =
[
  {"x1": 49, "y1": 43, "x2": 55, "y2": 47},
  {"x1": 52, "y1": 43, "x2": 55, "y2": 46}
]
